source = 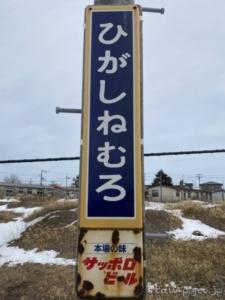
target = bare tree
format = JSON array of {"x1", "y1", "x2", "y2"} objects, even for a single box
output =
[{"x1": 4, "y1": 174, "x2": 22, "y2": 185}]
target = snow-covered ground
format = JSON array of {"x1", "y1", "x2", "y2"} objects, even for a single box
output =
[
  {"x1": 0, "y1": 203, "x2": 41, "y2": 218},
  {"x1": 0, "y1": 204, "x2": 8, "y2": 212},
  {"x1": 0, "y1": 246, "x2": 75, "y2": 266},
  {"x1": 0, "y1": 198, "x2": 20, "y2": 203},
  {"x1": 8, "y1": 206, "x2": 42, "y2": 218},
  {"x1": 145, "y1": 201, "x2": 225, "y2": 240},
  {"x1": 0, "y1": 220, "x2": 27, "y2": 247},
  {"x1": 0, "y1": 200, "x2": 224, "y2": 267},
  {"x1": 57, "y1": 198, "x2": 78, "y2": 204},
  {"x1": 0, "y1": 204, "x2": 75, "y2": 267},
  {"x1": 145, "y1": 201, "x2": 165, "y2": 211},
  {"x1": 168, "y1": 216, "x2": 225, "y2": 240}
]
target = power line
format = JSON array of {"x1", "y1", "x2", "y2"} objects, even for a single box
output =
[
  {"x1": 0, "y1": 149, "x2": 225, "y2": 164},
  {"x1": 143, "y1": 149, "x2": 225, "y2": 157},
  {"x1": 0, "y1": 157, "x2": 80, "y2": 164}
]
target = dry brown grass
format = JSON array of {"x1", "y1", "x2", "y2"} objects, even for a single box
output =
[
  {"x1": 1, "y1": 239, "x2": 225, "y2": 299},
  {"x1": 7, "y1": 196, "x2": 46, "y2": 208},
  {"x1": 181, "y1": 201, "x2": 204, "y2": 215},
  {"x1": 165, "y1": 201, "x2": 200, "y2": 211},
  {"x1": 0, "y1": 211, "x2": 23, "y2": 223},
  {"x1": 181, "y1": 202, "x2": 225, "y2": 232},
  {"x1": 6, "y1": 196, "x2": 69, "y2": 209},
  {"x1": 25, "y1": 200, "x2": 78, "y2": 222},
  {"x1": 146, "y1": 238, "x2": 225, "y2": 290},
  {"x1": 0, "y1": 264, "x2": 76, "y2": 300},
  {"x1": 145, "y1": 210, "x2": 182, "y2": 233},
  {"x1": 11, "y1": 209, "x2": 78, "y2": 259},
  {"x1": 165, "y1": 201, "x2": 225, "y2": 232}
]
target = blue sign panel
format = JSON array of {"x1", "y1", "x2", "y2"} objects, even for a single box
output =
[{"x1": 87, "y1": 10, "x2": 135, "y2": 218}]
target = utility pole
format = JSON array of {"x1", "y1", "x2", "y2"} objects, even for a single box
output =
[
  {"x1": 65, "y1": 176, "x2": 70, "y2": 199},
  {"x1": 40, "y1": 169, "x2": 47, "y2": 186},
  {"x1": 196, "y1": 173, "x2": 203, "y2": 188},
  {"x1": 160, "y1": 171, "x2": 163, "y2": 202},
  {"x1": 40, "y1": 170, "x2": 48, "y2": 199}
]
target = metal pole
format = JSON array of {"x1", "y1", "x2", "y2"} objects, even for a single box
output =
[
  {"x1": 56, "y1": 107, "x2": 82, "y2": 114},
  {"x1": 145, "y1": 232, "x2": 172, "y2": 240},
  {"x1": 94, "y1": 0, "x2": 165, "y2": 17},
  {"x1": 142, "y1": 7, "x2": 164, "y2": 14}
]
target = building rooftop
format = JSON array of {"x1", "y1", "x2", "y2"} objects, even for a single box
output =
[{"x1": 200, "y1": 181, "x2": 223, "y2": 186}]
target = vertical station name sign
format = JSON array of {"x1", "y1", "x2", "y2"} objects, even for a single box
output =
[
  {"x1": 77, "y1": 5, "x2": 144, "y2": 299},
  {"x1": 80, "y1": 5, "x2": 143, "y2": 229}
]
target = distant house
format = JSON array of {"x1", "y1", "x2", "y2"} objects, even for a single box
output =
[
  {"x1": 0, "y1": 182, "x2": 76, "y2": 199},
  {"x1": 200, "y1": 181, "x2": 223, "y2": 192},
  {"x1": 180, "y1": 182, "x2": 194, "y2": 190},
  {"x1": 212, "y1": 190, "x2": 225, "y2": 202},
  {"x1": 146, "y1": 185, "x2": 212, "y2": 202}
]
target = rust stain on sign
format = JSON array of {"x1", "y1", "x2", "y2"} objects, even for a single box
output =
[
  {"x1": 133, "y1": 247, "x2": 142, "y2": 263},
  {"x1": 112, "y1": 230, "x2": 120, "y2": 244}
]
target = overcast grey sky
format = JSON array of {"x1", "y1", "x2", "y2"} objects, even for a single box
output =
[{"x1": 0, "y1": 0, "x2": 225, "y2": 186}]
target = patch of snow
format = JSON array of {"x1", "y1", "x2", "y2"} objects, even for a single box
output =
[
  {"x1": 0, "y1": 198, "x2": 20, "y2": 203},
  {"x1": 0, "y1": 204, "x2": 42, "y2": 218},
  {"x1": 145, "y1": 201, "x2": 165, "y2": 211},
  {"x1": 57, "y1": 198, "x2": 78, "y2": 204},
  {"x1": 167, "y1": 207, "x2": 225, "y2": 240},
  {"x1": 0, "y1": 246, "x2": 76, "y2": 267},
  {"x1": 0, "y1": 213, "x2": 65, "y2": 266},
  {"x1": 57, "y1": 198, "x2": 65, "y2": 202},
  {"x1": 168, "y1": 216, "x2": 225, "y2": 240},
  {"x1": 70, "y1": 208, "x2": 78, "y2": 212},
  {"x1": 48, "y1": 215, "x2": 58, "y2": 219},
  {"x1": 0, "y1": 215, "x2": 47, "y2": 247},
  {"x1": 65, "y1": 220, "x2": 77, "y2": 228},
  {"x1": 0, "y1": 204, "x2": 8, "y2": 212},
  {"x1": 28, "y1": 216, "x2": 47, "y2": 227},
  {"x1": 0, "y1": 220, "x2": 27, "y2": 247},
  {"x1": 0, "y1": 205, "x2": 75, "y2": 267},
  {"x1": 204, "y1": 204, "x2": 216, "y2": 208},
  {"x1": 145, "y1": 202, "x2": 224, "y2": 240},
  {"x1": 6, "y1": 207, "x2": 42, "y2": 218}
]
